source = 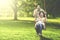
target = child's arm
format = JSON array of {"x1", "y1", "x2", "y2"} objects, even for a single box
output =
[{"x1": 44, "y1": 15, "x2": 47, "y2": 23}]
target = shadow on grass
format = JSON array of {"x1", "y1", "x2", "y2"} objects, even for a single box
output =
[
  {"x1": 40, "y1": 36, "x2": 52, "y2": 40},
  {"x1": 0, "y1": 20, "x2": 35, "y2": 28},
  {"x1": 0, "y1": 20, "x2": 34, "y2": 24},
  {"x1": 46, "y1": 22, "x2": 60, "y2": 29},
  {"x1": 0, "y1": 19, "x2": 60, "y2": 28}
]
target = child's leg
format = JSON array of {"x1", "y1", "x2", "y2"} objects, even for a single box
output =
[
  {"x1": 35, "y1": 23, "x2": 42, "y2": 35},
  {"x1": 39, "y1": 24, "x2": 42, "y2": 36}
]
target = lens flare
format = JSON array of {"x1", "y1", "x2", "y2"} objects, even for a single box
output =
[{"x1": 0, "y1": 0, "x2": 13, "y2": 18}]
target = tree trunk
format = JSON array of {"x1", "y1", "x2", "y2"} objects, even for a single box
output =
[
  {"x1": 14, "y1": 9, "x2": 17, "y2": 20},
  {"x1": 14, "y1": 0, "x2": 17, "y2": 20}
]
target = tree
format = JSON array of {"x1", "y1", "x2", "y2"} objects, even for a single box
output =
[
  {"x1": 9, "y1": 0, "x2": 18, "y2": 20},
  {"x1": 10, "y1": 0, "x2": 45, "y2": 18},
  {"x1": 13, "y1": 0, "x2": 18, "y2": 20}
]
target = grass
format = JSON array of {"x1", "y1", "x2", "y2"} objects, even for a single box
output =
[{"x1": 0, "y1": 17, "x2": 60, "y2": 40}]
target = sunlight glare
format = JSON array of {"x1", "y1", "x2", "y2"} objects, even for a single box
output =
[
  {"x1": 0, "y1": 0, "x2": 13, "y2": 19},
  {"x1": 0, "y1": 0, "x2": 10, "y2": 7}
]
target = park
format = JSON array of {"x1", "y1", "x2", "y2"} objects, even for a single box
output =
[{"x1": 0, "y1": 0, "x2": 60, "y2": 40}]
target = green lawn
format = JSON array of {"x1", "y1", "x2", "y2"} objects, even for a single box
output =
[{"x1": 0, "y1": 17, "x2": 60, "y2": 40}]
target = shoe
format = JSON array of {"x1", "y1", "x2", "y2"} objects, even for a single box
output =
[{"x1": 38, "y1": 33, "x2": 42, "y2": 36}]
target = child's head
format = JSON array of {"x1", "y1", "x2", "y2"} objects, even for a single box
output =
[{"x1": 39, "y1": 11, "x2": 45, "y2": 17}]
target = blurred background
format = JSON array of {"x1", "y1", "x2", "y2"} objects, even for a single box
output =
[{"x1": 0, "y1": 0, "x2": 60, "y2": 20}]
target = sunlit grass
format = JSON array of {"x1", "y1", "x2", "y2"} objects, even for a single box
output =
[
  {"x1": 0, "y1": 17, "x2": 60, "y2": 40},
  {"x1": 48, "y1": 19, "x2": 60, "y2": 23}
]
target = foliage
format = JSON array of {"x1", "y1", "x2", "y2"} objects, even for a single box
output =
[
  {"x1": 10, "y1": 0, "x2": 60, "y2": 18},
  {"x1": 46, "y1": 0, "x2": 60, "y2": 18}
]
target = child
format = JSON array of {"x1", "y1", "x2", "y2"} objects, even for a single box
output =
[{"x1": 35, "y1": 11, "x2": 47, "y2": 36}]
